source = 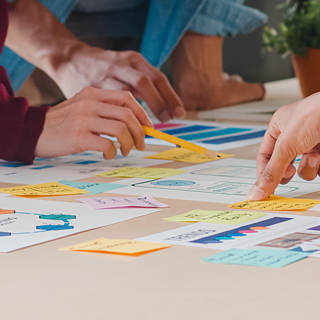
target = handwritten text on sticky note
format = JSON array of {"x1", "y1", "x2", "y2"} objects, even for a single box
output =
[
  {"x1": 0, "y1": 181, "x2": 88, "y2": 196},
  {"x1": 58, "y1": 180, "x2": 126, "y2": 195},
  {"x1": 164, "y1": 210, "x2": 266, "y2": 225},
  {"x1": 60, "y1": 238, "x2": 172, "y2": 256},
  {"x1": 96, "y1": 167, "x2": 186, "y2": 179},
  {"x1": 229, "y1": 195, "x2": 320, "y2": 211},
  {"x1": 145, "y1": 148, "x2": 233, "y2": 163},
  {"x1": 77, "y1": 194, "x2": 169, "y2": 210},
  {"x1": 202, "y1": 248, "x2": 310, "y2": 268}
]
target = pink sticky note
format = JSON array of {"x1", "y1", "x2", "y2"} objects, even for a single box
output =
[{"x1": 76, "y1": 194, "x2": 169, "y2": 210}]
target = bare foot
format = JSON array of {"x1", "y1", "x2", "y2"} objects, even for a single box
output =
[{"x1": 171, "y1": 32, "x2": 265, "y2": 111}]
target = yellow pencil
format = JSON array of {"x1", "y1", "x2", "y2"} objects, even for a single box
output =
[{"x1": 142, "y1": 126, "x2": 219, "y2": 158}]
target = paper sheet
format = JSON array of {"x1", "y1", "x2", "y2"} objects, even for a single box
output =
[
  {"x1": 229, "y1": 195, "x2": 320, "y2": 211},
  {"x1": 142, "y1": 120, "x2": 268, "y2": 151},
  {"x1": 137, "y1": 213, "x2": 320, "y2": 253},
  {"x1": 60, "y1": 238, "x2": 172, "y2": 256},
  {"x1": 0, "y1": 181, "x2": 88, "y2": 196},
  {"x1": 164, "y1": 210, "x2": 266, "y2": 225},
  {"x1": 0, "y1": 197, "x2": 159, "y2": 252},
  {"x1": 96, "y1": 167, "x2": 186, "y2": 179},
  {"x1": 0, "y1": 150, "x2": 171, "y2": 185},
  {"x1": 144, "y1": 148, "x2": 233, "y2": 163},
  {"x1": 202, "y1": 248, "x2": 309, "y2": 268},
  {"x1": 111, "y1": 158, "x2": 320, "y2": 204},
  {"x1": 58, "y1": 180, "x2": 126, "y2": 195},
  {"x1": 77, "y1": 194, "x2": 169, "y2": 210}
]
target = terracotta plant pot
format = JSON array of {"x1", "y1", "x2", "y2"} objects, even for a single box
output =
[{"x1": 291, "y1": 48, "x2": 320, "y2": 98}]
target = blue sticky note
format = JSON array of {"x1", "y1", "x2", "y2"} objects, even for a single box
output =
[
  {"x1": 202, "y1": 248, "x2": 310, "y2": 268},
  {"x1": 58, "y1": 180, "x2": 126, "y2": 195}
]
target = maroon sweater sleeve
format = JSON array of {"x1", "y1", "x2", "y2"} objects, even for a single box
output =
[{"x1": 0, "y1": 0, "x2": 50, "y2": 164}]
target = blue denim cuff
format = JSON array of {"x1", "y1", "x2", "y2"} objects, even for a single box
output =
[{"x1": 188, "y1": 0, "x2": 268, "y2": 37}]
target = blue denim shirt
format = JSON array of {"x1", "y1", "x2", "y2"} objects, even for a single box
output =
[{"x1": 0, "y1": 0, "x2": 267, "y2": 92}]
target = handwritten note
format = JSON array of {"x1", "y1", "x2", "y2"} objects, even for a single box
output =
[
  {"x1": 76, "y1": 193, "x2": 169, "y2": 210},
  {"x1": 202, "y1": 248, "x2": 310, "y2": 268},
  {"x1": 58, "y1": 180, "x2": 126, "y2": 195},
  {"x1": 96, "y1": 167, "x2": 186, "y2": 179},
  {"x1": 229, "y1": 195, "x2": 320, "y2": 211},
  {"x1": 60, "y1": 238, "x2": 172, "y2": 256},
  {"x1": 164, "y1": 210, "x2": 266, "y2": 225},
  {"x1": 0, "y1": 181, "x2": 89, "y2": 196},
  {"x1": 144, "y1": 148, "x2": 233, "y2": 163}
]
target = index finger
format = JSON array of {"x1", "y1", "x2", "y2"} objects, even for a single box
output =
[
  {"x1": 248, "y1": 136, "x2": 295, "y2": 200},
  {"x1": 133, "y1": 61, "x2": 185, "y2": 119},
  {"x1": 74, "y1": 87, "x2": 153, "y2": 128}
]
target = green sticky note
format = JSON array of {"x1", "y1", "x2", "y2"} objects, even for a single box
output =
[
  {"x1": 59, "y1": 180, "x2": 126, "y2": 195},
  {"x1": 164, "y1": 210, "x2": 266, "y2": 225},
  {"x1": 202, "y1": 249, "x2": 310, "y2": 268}
]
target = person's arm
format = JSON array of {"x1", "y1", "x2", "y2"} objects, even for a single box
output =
[
  {"x1": 247, "y1": 92, "x2": 320, "y2": 200},
  {"x1": 5, "y1": 0, "x2": 185, "y2": 122},
  {"x1": 0, "y1": 66, "x2": 49, "y2": 164}
]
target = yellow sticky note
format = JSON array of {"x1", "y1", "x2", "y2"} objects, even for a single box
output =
[
  {"x1": 145, "y1": 148, "x2": 234, "y2": 163},
  {"x1": 96, "y1": 167, "x2": 186, "y2": 179},
  {"x1": 0, "y1": 181, "x2": 89, "y2": 196},
  {"x1": 229, "y1": 195, "x2": 320, "y2": 211},
  {"x1": 60, "y1": 238, "x2": 172, "y2": 256},
  {"x1": 164, "y1": 209, "x2": 266, "y2": 225}
]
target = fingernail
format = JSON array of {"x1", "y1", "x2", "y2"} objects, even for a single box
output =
[
  {"x1": 308, "y1": 157, "x2": 319, "y2": 168},
  {"x1": 103, "y1": 145, "x2": 117, "y2": 160},
  {"x1": 159, "y1": 110, "x2": 170, "y2": 123},
  {"x1": 283, "y1": 170, "x2": 293, "y2": 179},
  {"x1": 147, "y1": 116, "x2": 154, "y2": 127},
  {"x1": 174, "y1": 106, "x2": 185, "y2": 118},
  {"x1": 247, "y1": 185, "x2": 266, "y2": 201}
]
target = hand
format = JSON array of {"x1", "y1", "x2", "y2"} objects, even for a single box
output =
[
  {"x1": 53, "y1": 44, "x2": 185, "y2": 122},
  {"x1": 247, "y1": 92, "x2": 320, "y2": 200},
  {"x1": 34, "y1": 87, "x2": 153, "y2": 159}
]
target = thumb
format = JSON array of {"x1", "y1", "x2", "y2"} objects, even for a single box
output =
[{"x1": 247, "y1": 142, "x2": 293, "y2": 200}]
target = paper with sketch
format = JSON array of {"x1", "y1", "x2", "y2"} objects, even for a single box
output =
[
  {"x1": 0, "y1": 150, "x2": 171, "y2": 185},
  {"x1": 229, "y1": 195, "x2": 320, "y2": 211},
  {"x1": 77, "y1": 194, "x2": 169, "y2": 210},
  {"x1": 0, "y1": 197, "x2": 159, "y2": 252},
  {"x1": 0, "y1": 181, "x2": 88, "y2": 196},
  {"x1": 98, "y1": 158, "x2": 320, "y2": 204},
  {"x1": 164, "y1": 210, "x2": 266, "y2": 225},
  {"x1": 60, "y1": 238, "x2": 172, "y2": 256},
  {"x1": 202, "y1": 248, "x2": 310, "y2": 268},
  {"x1": 137, "y1": 212, "x2": 320, "y2": 253},
  {"x1": 144, "y1": 148, "x2": 233, "y2": 163},
  {"x1": 58, "y1": 180, "x2": 126, "y2": 195}
]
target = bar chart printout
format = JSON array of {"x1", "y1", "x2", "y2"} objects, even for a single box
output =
[{"x1": 145, "y1": 120, "x2": 267, "y2": 151}]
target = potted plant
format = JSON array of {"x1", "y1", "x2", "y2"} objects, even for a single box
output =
[{"x1": 262, "y1": 0, "x2": 320, "y2": 97}]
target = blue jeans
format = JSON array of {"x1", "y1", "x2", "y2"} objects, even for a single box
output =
[{"x1": 0, "y1": 0, "x2": 267, "y2": 93}]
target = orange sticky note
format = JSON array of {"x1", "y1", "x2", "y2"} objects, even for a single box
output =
[{"x1": 60, "y1": 238, "x2": 172, "y2": 256}]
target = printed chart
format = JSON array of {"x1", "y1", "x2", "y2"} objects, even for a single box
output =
[
  {"x1": 138, "y1": 213, "x2": 320, "y2": 256},
  {"x1": 0, "y1": 197, "x2": 159, "y2": 252},
  {"x1": 145, "y1": 120, "x2": 267, "y2": 151}
]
